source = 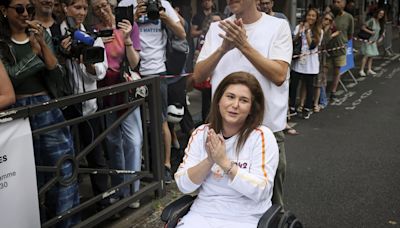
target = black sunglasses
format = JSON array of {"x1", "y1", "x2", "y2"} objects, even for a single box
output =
[{"x1": 8, "y1": 4, "x2": 35, "y2": 15}]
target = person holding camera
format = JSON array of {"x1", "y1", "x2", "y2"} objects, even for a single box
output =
[
  {"x1": 91, "y1": 0, "x2": 143, "y2": 208},
  {"x1": 118, "y1": 0, "x2": 186, "y2": 184},
  {"x1": 0, "y1": 0, "x2": 78, "y2": 226},
  {"x1": 58, "y1": 0, "x2": 109, "y2": 207}
]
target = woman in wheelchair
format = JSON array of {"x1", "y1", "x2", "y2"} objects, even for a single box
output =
[{"x1": 174, "y1": 72, "x2": 279, "y2": 228}]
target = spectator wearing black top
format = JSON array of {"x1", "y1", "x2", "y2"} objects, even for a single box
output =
[{"x1": 191, "y1": 0, "x2": 214, "y2": 39}]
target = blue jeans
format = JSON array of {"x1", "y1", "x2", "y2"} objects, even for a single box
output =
[
  {"x1": 320, "y1": 86, "x2": 328, "y2": 107},
  {"x1": 13, "y1": 95, "x2": 79, "y2": 227},
  {"x1": 105, "y1": 108, "x2": 143, "y2": 198},
  {"x1": 142, "y1": 73, "x2": 168, "y2": 122}
]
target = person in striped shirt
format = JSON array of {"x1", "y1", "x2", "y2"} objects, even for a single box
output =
[{"x1": 175, "y1": 72, "x2": 279, "y2": 228}]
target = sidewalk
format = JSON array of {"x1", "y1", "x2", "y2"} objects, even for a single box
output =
[
  {"x1": 103, "y1": 25, "x2": 399, "y2": 228},
  {"x1": 103, "y1": 184, "x2": 183, "y2": 228}
]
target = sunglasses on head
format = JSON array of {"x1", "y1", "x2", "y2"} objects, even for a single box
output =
[{"x1": 8, "y1": 4, "x2": 35, "y2": 15}]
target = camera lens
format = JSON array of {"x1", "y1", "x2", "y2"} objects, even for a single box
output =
[{"x1": 147, "y1": 0, "x2": 160, "y2": 20}]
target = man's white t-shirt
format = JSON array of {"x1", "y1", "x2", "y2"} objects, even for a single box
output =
[
  {"x1": 197, "y1": 13, "x2": 292, "y2": 132},
  {"x1": 118, "y1": 0, "x2": 180, "y2": 75}
]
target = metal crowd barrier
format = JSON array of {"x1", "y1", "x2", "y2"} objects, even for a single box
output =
[{"x1": 0, "y1": 76, "x2": 165, "y2": 227}]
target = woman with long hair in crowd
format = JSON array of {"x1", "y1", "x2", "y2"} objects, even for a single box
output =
[
  {"x1": 359, "y1": 8, "x2": 385, "y2": 77},
  {"x1": 0, "y1": 0, "x2": 78, "y2": 226},
  {"x1": 175, "y1": 72, "x2": 279, "y2": 227},
  {"x1": 90, "y1": 0, "x2": 143, "y2": 208},
  {"x1": 313, "y1": 11, "x2": 340, "y2": 112},
  {"x1": 289, "y1": 8, "x2": 323, "y2": 119}
]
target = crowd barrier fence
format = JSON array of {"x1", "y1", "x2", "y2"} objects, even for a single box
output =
[{"x1": 0, "y1": 76, "x2": 165, "y2": 227}]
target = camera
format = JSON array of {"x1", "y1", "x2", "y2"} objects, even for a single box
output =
[
  {"x1": 146, "y1": 0, "x2": 161, "y2": 20},
  {"x1": 60, "y1": 17, "x2": 113, "y2": 64}
]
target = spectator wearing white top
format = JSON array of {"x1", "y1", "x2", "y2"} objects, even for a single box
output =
[{"x1": 289, "y1": 8, "x2": 323, "y2": 119}]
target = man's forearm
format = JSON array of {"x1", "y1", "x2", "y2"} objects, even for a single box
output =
[
  {"x1": 193, "y1": 47, "x2": 226, "y2": 83},
  {"x1": 240, "y1": 44, "x2": 288, "y2": 86}
]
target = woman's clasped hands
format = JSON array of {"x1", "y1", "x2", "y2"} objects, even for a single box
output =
[
  {"x1": 26, "y1": 20, "x2": 46, "y2": 56},
  {"x1": 206, "y1": 129, "x2": 229, "y2": 166}
]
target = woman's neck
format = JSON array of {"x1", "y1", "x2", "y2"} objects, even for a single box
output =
[
  {"x1": 222, "y1": 125, "x2": 241, "y2": 138},
  {"x1": 10, "y1": 27, "x2": 28, "y2": 41}
]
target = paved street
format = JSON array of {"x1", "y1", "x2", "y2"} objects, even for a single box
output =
[{"x1": 284, "y1": 52, "x2": 400, "y2": 227}]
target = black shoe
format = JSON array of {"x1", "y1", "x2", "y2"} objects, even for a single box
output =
[
  {"x1": 164, "y1": 166, "x2": 173, "y2": 184},
  {"x1": 329, "y1": 92, "x2": 339, "y2": 102}
]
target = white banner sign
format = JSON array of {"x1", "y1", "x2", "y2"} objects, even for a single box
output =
[{"x1": 0, "y1": 118, "x2": 40, "y2": 228}]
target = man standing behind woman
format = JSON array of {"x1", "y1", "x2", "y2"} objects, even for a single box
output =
[
  {"x1": 91, "y1": 0, "x2": 143, "y2": 208},
  {"x1": 359, "y1": 8, "x2": 385, "y2": 77},
  {"x1": 289, "y1": 8, "x2": 323, "y2": 119},
  {"x1": 328, "y1": 0, "x2": 354, "y2": 100}
]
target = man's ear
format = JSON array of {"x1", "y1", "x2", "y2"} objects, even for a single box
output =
[{"x1": 62, "y1": 3, "x2": 68, "y2": 15}]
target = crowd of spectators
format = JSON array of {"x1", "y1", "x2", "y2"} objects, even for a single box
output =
[{"x1": 0, "y1": 0, "x2": 394, "y2": 226}]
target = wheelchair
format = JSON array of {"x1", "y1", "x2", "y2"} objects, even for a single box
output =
[{"x1": 161, "y1": 195, "x2": 303, "y2": 228}]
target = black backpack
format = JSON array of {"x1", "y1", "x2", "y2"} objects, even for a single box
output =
[{"x1": 163, "y1": 23, "x2": 189, "y2": 75}]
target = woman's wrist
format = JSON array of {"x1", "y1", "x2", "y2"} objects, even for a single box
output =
[
  {"x1": 205, "y1": 157, "x2": 214, "y2": 165},
  {"x1": 124, "y1": 38, "x2": 133, "y2": 46},
  {"x1": 220, "y1": 159, "x2": 232, "y2": 172},
  {"x1": 223, "y1": 161, "x2": 236, "y2": 175}
]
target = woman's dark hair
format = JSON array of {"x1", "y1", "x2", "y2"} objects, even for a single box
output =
[
  {"x1": 207, "y1": 71, "x2": 265, "y2": 154},
  {"x1": 0, "y1": 0, "x2": 12, "y2": 41},
  {"x1": 0, "y1": 0, "x2": 15, "y2": 63},
  {"x1": 373, "y1": 8, "x2": 386, "y2": 36},
  {"x1": 305, "y1": 8, "x2": 322, "y2": 49}
]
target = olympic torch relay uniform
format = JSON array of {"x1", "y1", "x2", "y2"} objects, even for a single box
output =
[
  {"x1": 175, "y1": 124, "x2": 279, "y2": 225},
  {"x1": 197, "y1": 13, "x2": 292, "y2": 132}
]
